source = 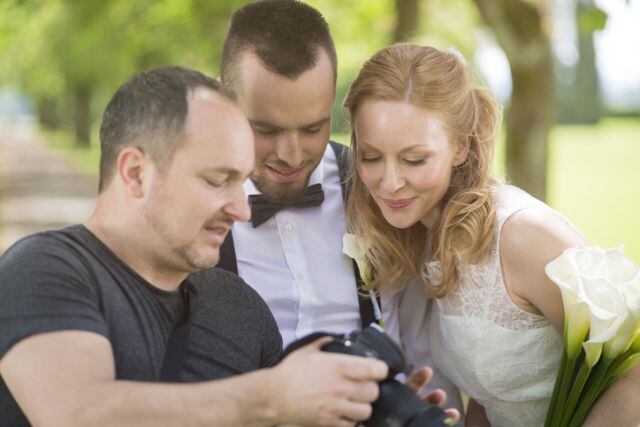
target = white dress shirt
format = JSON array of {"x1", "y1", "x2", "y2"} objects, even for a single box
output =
[{"x1": 232, "y1": 144, "x2": 362, "y2": 347}]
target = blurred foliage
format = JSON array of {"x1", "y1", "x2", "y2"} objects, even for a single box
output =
[
  {"x1": 577, "y1": 0, "x2": 608, "y2": 33},
  {"x1": 2, "y1": 0, "x2": 638, "y2": 253},
  {"x1": 0, "y1": 0, "x2": 491, "y2": 139},
  {"x1": 0, "y1": 0, "x2": 246, "y2": 144}
]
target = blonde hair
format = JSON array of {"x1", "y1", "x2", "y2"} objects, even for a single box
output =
[{"x1": 344, "y1": 44, "x2": 501, "y2": 298}]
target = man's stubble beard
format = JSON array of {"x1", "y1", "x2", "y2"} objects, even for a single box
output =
[
  {"x1": 143, "y1": 186, "x2": 221, "y2": 274},
  {"x1": 250, "y1": 159, "x2": 321, "y2": 203}
]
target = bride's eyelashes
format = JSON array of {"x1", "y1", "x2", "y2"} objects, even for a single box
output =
[{"x1": 359, "y1": 155, "x2": 429, "y2": 166}]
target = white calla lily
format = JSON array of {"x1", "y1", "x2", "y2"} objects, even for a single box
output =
[
  {"x1": 545, "y1": 249, "x2": 590, "y2": 359},
  {"x1": 600, "y1": 246, "x2": 638, "y2": 286},
  {"x1": 545, "y1": 246, "x2": 640, "y2": 427},
  {"x1": 580, "y1": 276, "x2": 627, "y2": 366},
  {"x1": 604, "y1": 276, "x2": 640, "y2": 359},
  {"x1": 342, "y1": 233, "x2": 372, "y2": 286}
]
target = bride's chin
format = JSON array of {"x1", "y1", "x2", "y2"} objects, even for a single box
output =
[{"x1": 382, "y1": 215, "x2": 417, "y2": 230}]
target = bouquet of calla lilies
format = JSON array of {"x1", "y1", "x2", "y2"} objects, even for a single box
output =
[{"x1": 544, "y1": 246, "x2": 640, "y2": 427}]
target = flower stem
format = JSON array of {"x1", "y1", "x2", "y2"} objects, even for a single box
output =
[
  {"x1": 550, "y1": 353, "x2": 580, "y2": 427},
  {"x1": 544, "y1": 348, "x2": 567, "y2": 427},
  {"x1": 567, "y1": 358, "x2": 613, "y2": 427},
  {"x1": 559, "y1": 361, "x2": 592, "y2": 426},
  {"x1": 593, "y1": 352, "x2": 640, "y2": 405}
]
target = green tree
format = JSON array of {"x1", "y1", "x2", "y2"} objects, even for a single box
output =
[{"x1": 0, "y1": 0, "x2": 244, "y2": 146}]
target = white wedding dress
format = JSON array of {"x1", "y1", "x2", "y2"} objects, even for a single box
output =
[{"x1": 384, "y1": 185, "x2": 575, "y2": 426}]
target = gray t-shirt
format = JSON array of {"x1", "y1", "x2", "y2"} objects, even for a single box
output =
[{"x1": 0, "y1": 225, "x2": 282, "y2": 426}]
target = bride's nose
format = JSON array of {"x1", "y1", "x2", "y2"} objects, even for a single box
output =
[{"x1": 380, "y1": 161, "x2": 405, "y2": 194}]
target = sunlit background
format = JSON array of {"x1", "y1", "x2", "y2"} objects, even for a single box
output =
[{"x1": 1, "y1": 0, "x2": 638, "y2": 260}]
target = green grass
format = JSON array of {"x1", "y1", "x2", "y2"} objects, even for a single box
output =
[
  {"x1": 334, "y1": 117, "x2": 640, "y2": 262},
  {"x1": 547, "y1": 119, "x2": 640, "y2": 262},
  {"x1": 46, "y1": 118, "x2": 640, "y2": 262}
]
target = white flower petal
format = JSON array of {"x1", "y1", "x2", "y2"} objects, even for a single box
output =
[
  {"x1": 342, "y1": 234, "x2": 359, "y2": 258},
  {"x1": 603, "y1": 246, "x2": 639, "y2": 285}
]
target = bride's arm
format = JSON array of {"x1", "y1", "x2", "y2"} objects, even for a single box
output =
[
  {"x1": 580, "y1": 363, "x2": 640, "y2": 426},
  {"x1": 500, "y1": 208, "x2": 640, "y2": 426}
]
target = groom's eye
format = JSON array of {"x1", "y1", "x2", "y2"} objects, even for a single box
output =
[
  {"x1": 255, "y1": 127, "x2": 279, "y2": 136},
  {"x1": 302, "y1": 126, "x2": 322, "y2": 135}
]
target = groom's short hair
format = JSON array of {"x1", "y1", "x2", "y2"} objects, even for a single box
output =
[{"x1": 220, "y1": 0, "x2": 337, "y2": 95}]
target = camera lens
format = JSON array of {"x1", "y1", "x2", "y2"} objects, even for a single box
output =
[{"x1": 365, "y1": 380, "x2": 453, "y2": 427}]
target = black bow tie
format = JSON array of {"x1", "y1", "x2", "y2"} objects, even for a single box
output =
[{"x1": 249, "y1": 183, "x2": 325, "y2": 228}]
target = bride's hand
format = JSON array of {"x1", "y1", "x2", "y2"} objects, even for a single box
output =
[{"x1": 405, "y1": 367, "x2": 461, "y2": 422}]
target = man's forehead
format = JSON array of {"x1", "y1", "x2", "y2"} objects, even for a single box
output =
[
  {"x1": 237, "y1": 51, "x2": 335, "y2": 96},
  {"x1": 235, "y1": 52, "x2": 335, "y2": 128}
]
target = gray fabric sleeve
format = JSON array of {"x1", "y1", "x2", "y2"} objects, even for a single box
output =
[
  {"x1": 0, "y1": 235, "x2": 109, "y2": 358},
  {"x1": 256, "y1": 289, "x2": 283, "y2": 368}
]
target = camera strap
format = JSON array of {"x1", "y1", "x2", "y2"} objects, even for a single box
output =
[
  {"x1": 159, "y1": 282, "x2": 193, "y2": 382},
  {"x1": 330, "y1": 141, "x2": 381, "y2": 329}
]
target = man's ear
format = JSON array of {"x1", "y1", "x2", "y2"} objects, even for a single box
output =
[
  {"x1": 453, "y1": 136, "x2": 471, "y2": 167},
  {"x1": 116, "y1": 146, "x2": 148, "y2": 198}
]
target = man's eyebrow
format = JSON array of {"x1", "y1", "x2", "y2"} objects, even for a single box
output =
[
  {"x1": 249, "y1": 117, "x2": 330, "y2": 131},
  {"x1": 300, "y1": 117, "x2": 330, "y2": 129},
  {"x1": 249, "y1": 120, "x2": 282, "y2": 131}
]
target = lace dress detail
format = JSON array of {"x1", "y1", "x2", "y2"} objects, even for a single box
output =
[{"x1": 426, "y1": 185, "x2": 570, "y2": 426}]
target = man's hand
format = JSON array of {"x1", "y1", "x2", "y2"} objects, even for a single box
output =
[
  {"x1": 268, "y1": 337, "x2": 388, "y2": 427},
  {"x1": 405, "y1": 367, "x2": 461, "y2": 422}
]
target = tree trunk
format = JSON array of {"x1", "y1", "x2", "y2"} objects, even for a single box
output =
[
  {"x1": 574, "y1": 0, "x2": 601, "y2": 123},
  {"x1": 36, "y1": 97, "x2": 60, "y2": 130},
  {"x1": 73, "y1": 83, "x2": 91, "y2": 148},
  {"x1": 556, "y1": 0, "x2": 602, "y2": 124},
  {"x1": 394, "y1": 0, "x2": 420, "y2": 42},
  {"x1": 472, "y1": 0, "x2": 554, "y2": 201}
]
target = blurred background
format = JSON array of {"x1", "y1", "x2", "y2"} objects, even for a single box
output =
[{"x1": 0, "y1": 0, "x2": 638, "y2": 260}]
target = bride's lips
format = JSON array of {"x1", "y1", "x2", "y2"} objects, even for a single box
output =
[
  {"x1": 382, "y1": 197, "x2": 415, "y2": 209},
  {"x1": 266, "y1": 165, "x2": 305, "y2": 183}
]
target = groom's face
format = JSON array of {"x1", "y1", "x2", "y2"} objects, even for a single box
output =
[{"x1": 234, "y1": 50, "x2": 335, "y2": 203}]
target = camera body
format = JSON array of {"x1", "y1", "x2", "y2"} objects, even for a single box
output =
[{"x1": 283, "y1": 324, "x2": 457, "y2": 427}]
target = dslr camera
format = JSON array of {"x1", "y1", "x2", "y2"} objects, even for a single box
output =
[{"x1": 283, "y1": 324, "x2": 458, "y2": 427}]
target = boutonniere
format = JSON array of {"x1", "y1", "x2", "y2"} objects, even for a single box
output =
[{"x1": 342, "y1": 233, "x2": 382, "y2": 326}]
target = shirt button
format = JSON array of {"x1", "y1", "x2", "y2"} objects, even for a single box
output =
[
  {"x1": 284, "y1": 223, "x2": 294, "y2": 232},
  {"x1": 296, "y1": 272, "x2": 304, "y2": 280}
]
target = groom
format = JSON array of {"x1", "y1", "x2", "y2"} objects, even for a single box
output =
[{"x1": 216, "y1": 0, "x2": 464, "y2": 413}]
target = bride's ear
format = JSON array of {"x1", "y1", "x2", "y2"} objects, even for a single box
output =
[{"x1": 453, "y1": 136, "x2": 471, "y2": 167}]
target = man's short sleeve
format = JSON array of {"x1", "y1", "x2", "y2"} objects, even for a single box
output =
[
  {"x1": 0, "y1": 234, "x2": 108, "y2": 359},
  {"x1": 255, "y1": 290, "x2": 283, "y2": 368}
]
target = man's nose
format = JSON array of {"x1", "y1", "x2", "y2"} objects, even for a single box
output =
[
  {"x1": 225, "y1": 187, "x2": 251, "y2": 223},
  {"x1": 275, "y1": 131, "x2": 304, "y2": 169}
]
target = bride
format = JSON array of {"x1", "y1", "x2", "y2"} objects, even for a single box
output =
[{"x1": 343, "y1": 43, "x2": 639, "y2": 426}]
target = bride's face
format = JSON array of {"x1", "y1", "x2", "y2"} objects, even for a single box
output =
[{"x1": 354, "y1": 99, "x2": 468, "y2": 229}]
